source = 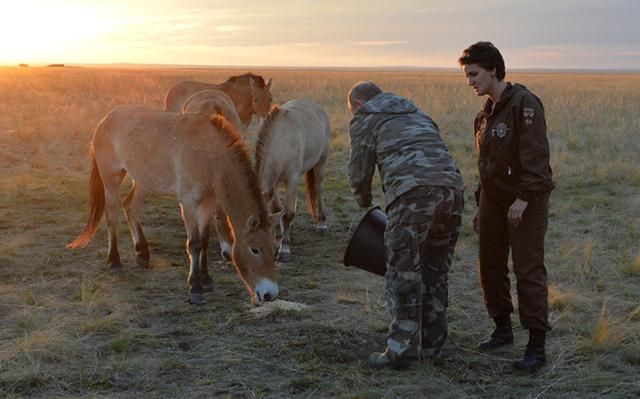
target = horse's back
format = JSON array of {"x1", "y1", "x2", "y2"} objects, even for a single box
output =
[
  {"x1": 281, "y1": 99, "x2": 330, "y2": 135},
  {"x1": 93, "y1": 105, "x2": 222, "y2": 195},
  {"x1": 279, "y1": 99, "x2": 331, "y2": 150},
  {"x1": 164, "y1": 80, "x2": 220, "y2": 112},
  {"x1": 262, "y1": 99, "x2": 330, "y2": 177},
  {"x1": 182, "y1": 89, "x2": 242, "y2": 129}
]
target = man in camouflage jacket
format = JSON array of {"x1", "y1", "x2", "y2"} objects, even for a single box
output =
[{"x1": 347, "y1": 81, "x2": 464, "y2": 369}]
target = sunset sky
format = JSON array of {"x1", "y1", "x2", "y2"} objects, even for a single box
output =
[{"x1": 1, "y1": 0, "x2": 639, "y2": 69}]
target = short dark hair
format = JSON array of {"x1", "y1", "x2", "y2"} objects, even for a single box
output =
[
  {"x1": 348, "y1": 81, "x2": 382, "y2": 108},
  {"x1": 458, "y1": 42, "x2": 506, "y2": 81}
]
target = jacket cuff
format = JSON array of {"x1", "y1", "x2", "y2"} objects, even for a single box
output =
[{"x1": 517, "y1": 190, "x2": 533, "y2": 202}]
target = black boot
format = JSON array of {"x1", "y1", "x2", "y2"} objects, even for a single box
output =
[
  {"x1": 513, "y1": 329, "x2": 546, "y2": 371},
  {"x1": 478, "y1": 315, "x2": 514, "y2": 350},
  {"x1": 368, "y1": 349, "x2": 416, "y2": 370}
]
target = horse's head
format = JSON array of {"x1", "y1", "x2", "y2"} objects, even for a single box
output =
[
  {"x1": 249, "y1": 77, "x2": 273, "y2": 118},
  {"x1": 232, "y1": 213, "x2": 279, "y2": 302}
]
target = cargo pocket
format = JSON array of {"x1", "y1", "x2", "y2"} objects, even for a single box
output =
[{"x1": 385, "y1": 228, "x2": 418, "y2": 273}]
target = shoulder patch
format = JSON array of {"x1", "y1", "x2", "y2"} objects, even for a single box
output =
[
  {"x1": 523, "y1": 107, "x2": 535, "y2": 118},
  {"x1": 523, "y1": 107, "x2": 535, "y2": 126}
]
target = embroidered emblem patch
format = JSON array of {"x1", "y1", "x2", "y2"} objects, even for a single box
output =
[
  {"x1": 523, "y1": 108, "x2": 535, "y2": 118},
  {"x1": 523, "y1": 107, "x2": 535, "y2": 126},
  {"x1": 494, "y1": 122, "x2": 509, "y2": 138}
]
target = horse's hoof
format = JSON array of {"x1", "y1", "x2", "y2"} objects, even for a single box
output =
[
  {"x1": 188, "y1": 293, "x2": 206, "y2": 305},
  {"x1": 277, "y1": 252, "x2": 291, "y2": 263},
  {"x1": 108, "y1": 264, "x2": 124, "y2": 274},
  {"x1": 317, "y1": 223, "x2": 328, "y2": 232}
]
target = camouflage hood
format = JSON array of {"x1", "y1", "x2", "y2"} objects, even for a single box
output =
[{"x1": 357, "y1": 93, "x2": 419, "y2": 115}]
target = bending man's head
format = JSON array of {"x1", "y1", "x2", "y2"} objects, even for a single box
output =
[{"x1": 348, "y1": 81, "x2": 382, "y2": 115}]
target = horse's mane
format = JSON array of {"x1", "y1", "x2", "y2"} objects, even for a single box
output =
[
  {"x1": 208, "y1": 115, "x2": 268, "y2": 225},
  {"x1": 254, "y1": 105, "x2": 281, "y2": 175},
  {"x1": 226, "y1": 73, "x2": 266, "y2": 88}
]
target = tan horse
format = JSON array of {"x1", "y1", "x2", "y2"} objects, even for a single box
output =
[
  {"x1": 68, "y1": 106, "x2": 279, "y2": 304},
  {"x1": 255, "y1": 99, "x2": 331, "y2": 262},
  {"x1": 182, "y1": 89, "x2": 243, "y2": 130},
  {"x1": 181, "y1": 89, "x2": 243, "y2": 259},
  {"x1": 164, "y1": 73, "x2": 273, "y2": 128}
]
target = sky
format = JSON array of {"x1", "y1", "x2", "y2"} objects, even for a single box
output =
[{"x1": 1, "y1": 0, "x2": 639, "y2": 70}]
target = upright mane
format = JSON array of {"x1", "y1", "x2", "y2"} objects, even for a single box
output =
[
  {"x1": 254, "y1": 105, "x2": 281, "y2": 175},
  {"x1": 208, "y1": 115, "x2": 268, "y2": 225},
  {"x1": 226, "y1": 73, "x2": 266, "y2": 88}
]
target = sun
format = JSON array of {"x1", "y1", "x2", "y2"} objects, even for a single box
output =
[{"x1": 0, "y1": 1, "x2": 110, "y2": 64}]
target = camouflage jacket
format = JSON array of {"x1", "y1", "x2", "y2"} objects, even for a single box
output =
[
  {"x1": 348, "y1": 93, "x2": 464, "y2": 210},
  {"x1": 474, "y1": 83, "x2": 555, "y2": 205}
]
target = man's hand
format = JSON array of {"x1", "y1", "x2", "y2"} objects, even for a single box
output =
[{"x1": 508, "y1": 198, "x2": 528, "y2": 227}]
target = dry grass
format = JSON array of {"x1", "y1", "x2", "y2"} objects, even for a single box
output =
[{"x1": 1, "y1": 66, "x2": 640, "y2": 398}]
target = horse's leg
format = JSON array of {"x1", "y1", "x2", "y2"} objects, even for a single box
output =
[
  {"x1": 180, "y1": 200, "x2": 206, "y2": 305},
  {"x1": 312, "y1": 162, "x2": 328, "y2": 230},
  {"x1": 269, "y1": 189, "x2": 284, "y2": 240},
  {"x1": 278, "y1": 178, "x2": 298, "y2": 262},
  {"x1": 213, "y1": 206, "x2": 233, "y2": 262},
  {"x1": 104, "y1": 171, "x2": 126, "y2": 272},
  {"x1": 122, "y1": 182, "x2": 151, "y2": 268},
  {"x1": 200, "y1": 215, "x2": 213, "y2": 292}
]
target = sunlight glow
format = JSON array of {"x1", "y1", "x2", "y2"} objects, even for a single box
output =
[
  {"x1": 0, "y1": 0, "x2": 636, "y2": 69},
  {"x1": 0, "y1": 1, "x2": 110, "y2": 64}
]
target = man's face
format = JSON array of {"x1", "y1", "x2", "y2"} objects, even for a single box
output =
[{"x1": 462, "y1": 64, "x2": 495, "y2": 96}]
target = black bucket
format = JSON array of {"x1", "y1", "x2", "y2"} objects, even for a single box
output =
[{"x1": 343, "y1": 207, "x2": 387, "y2": 276}]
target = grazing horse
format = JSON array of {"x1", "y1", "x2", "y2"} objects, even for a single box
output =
[
  {"x1": 255, "y1": 99, "x2": 331, "y2": 262},
  {"x1": 164, "y1": 73, "x2": 273, "y2": 128},
  {"x1": 68, "y1": 106, "x2": 279, "y2": 304},
  {"x1": 181, "y1": 89, "x2": 243, "y2": 260},
  {"x1": 182, "y1": 89, "x2": 243, "y2": 130}
]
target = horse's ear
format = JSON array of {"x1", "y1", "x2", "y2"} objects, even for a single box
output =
[
  {"x1": 266, "y1": 78, "x2": 272, "y2": 90},
  {"x1": 249, "y1": 77, "x2": 256, "y2": 93},
  {"x1": 247, "y1": 215, "x2": 261, "y2": 231},
  {"x1": 268, "y1": 211, "x2": 282, "y2": 226}
]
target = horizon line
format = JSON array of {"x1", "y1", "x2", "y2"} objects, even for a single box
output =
[{"x1": 3, "y1": 61, "x2": 640, "y2": 73}]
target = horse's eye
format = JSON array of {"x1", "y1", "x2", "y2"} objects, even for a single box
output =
[{"x1": 251, "y1": 247, "x2": 260, "y2": 255}]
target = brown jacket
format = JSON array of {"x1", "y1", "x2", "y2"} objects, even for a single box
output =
[{"x1": 474, "y1": 83, "x2": 554, "y2": 205}]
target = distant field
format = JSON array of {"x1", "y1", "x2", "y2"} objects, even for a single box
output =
[{"x1": 0, "y1": 66, "x2": 639, "y2": 398}]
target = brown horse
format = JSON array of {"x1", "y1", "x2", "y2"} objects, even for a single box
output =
[
  {"x1": 182, "y1": 89, "x2": 243, "y2": 130},
  {"x1": 68, "y1": 106, "x2": 279, "y2": 304},
  {"x1": 255, "y1": 99, "x2": 331, "y2": 262},
  {"x1": 164, "y1": 73, "x2": 273, "y2": 128}
]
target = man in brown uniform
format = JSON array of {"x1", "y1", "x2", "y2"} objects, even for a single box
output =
[{"x1": 458, "y1": 42, "x2": 555, "y2": 371}]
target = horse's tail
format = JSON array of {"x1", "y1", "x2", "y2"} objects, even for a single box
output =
[
  {"x1": 67, "y1": 149, "x2": 105, "y2": 248},
  {"x1": 305, "y1": 168, "x2": 318, "y2": 224}
]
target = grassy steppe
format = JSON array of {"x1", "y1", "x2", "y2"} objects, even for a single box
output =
[{"x1": 0, "y1": 66, "x2": 639, "y2": 398}]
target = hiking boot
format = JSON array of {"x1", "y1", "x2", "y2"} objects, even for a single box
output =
[
  {"x1": 478, "y1": 315, "x2": 513, "y2": 350},
  {"x1": 368, "y1": 349, "x2": 415, "y2": 370},
  {"x1": 513, "y1": 329, "x2": 546, "y2": 371},
  {"x1": 478, "y1": 326, "x2": 514, "y2": 350}
]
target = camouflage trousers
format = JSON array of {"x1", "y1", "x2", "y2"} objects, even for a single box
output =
[{"x1": 383, "y1": 186, "x2": 463, "y2": 362}]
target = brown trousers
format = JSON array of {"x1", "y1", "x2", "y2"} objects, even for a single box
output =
[{"x1": 478, "y1": 191, "x2": 551, "y2": 332}]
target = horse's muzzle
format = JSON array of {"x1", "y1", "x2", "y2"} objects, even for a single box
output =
[{"x1": 255, "y1": 278, "x2": 279, "y2": 302}]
